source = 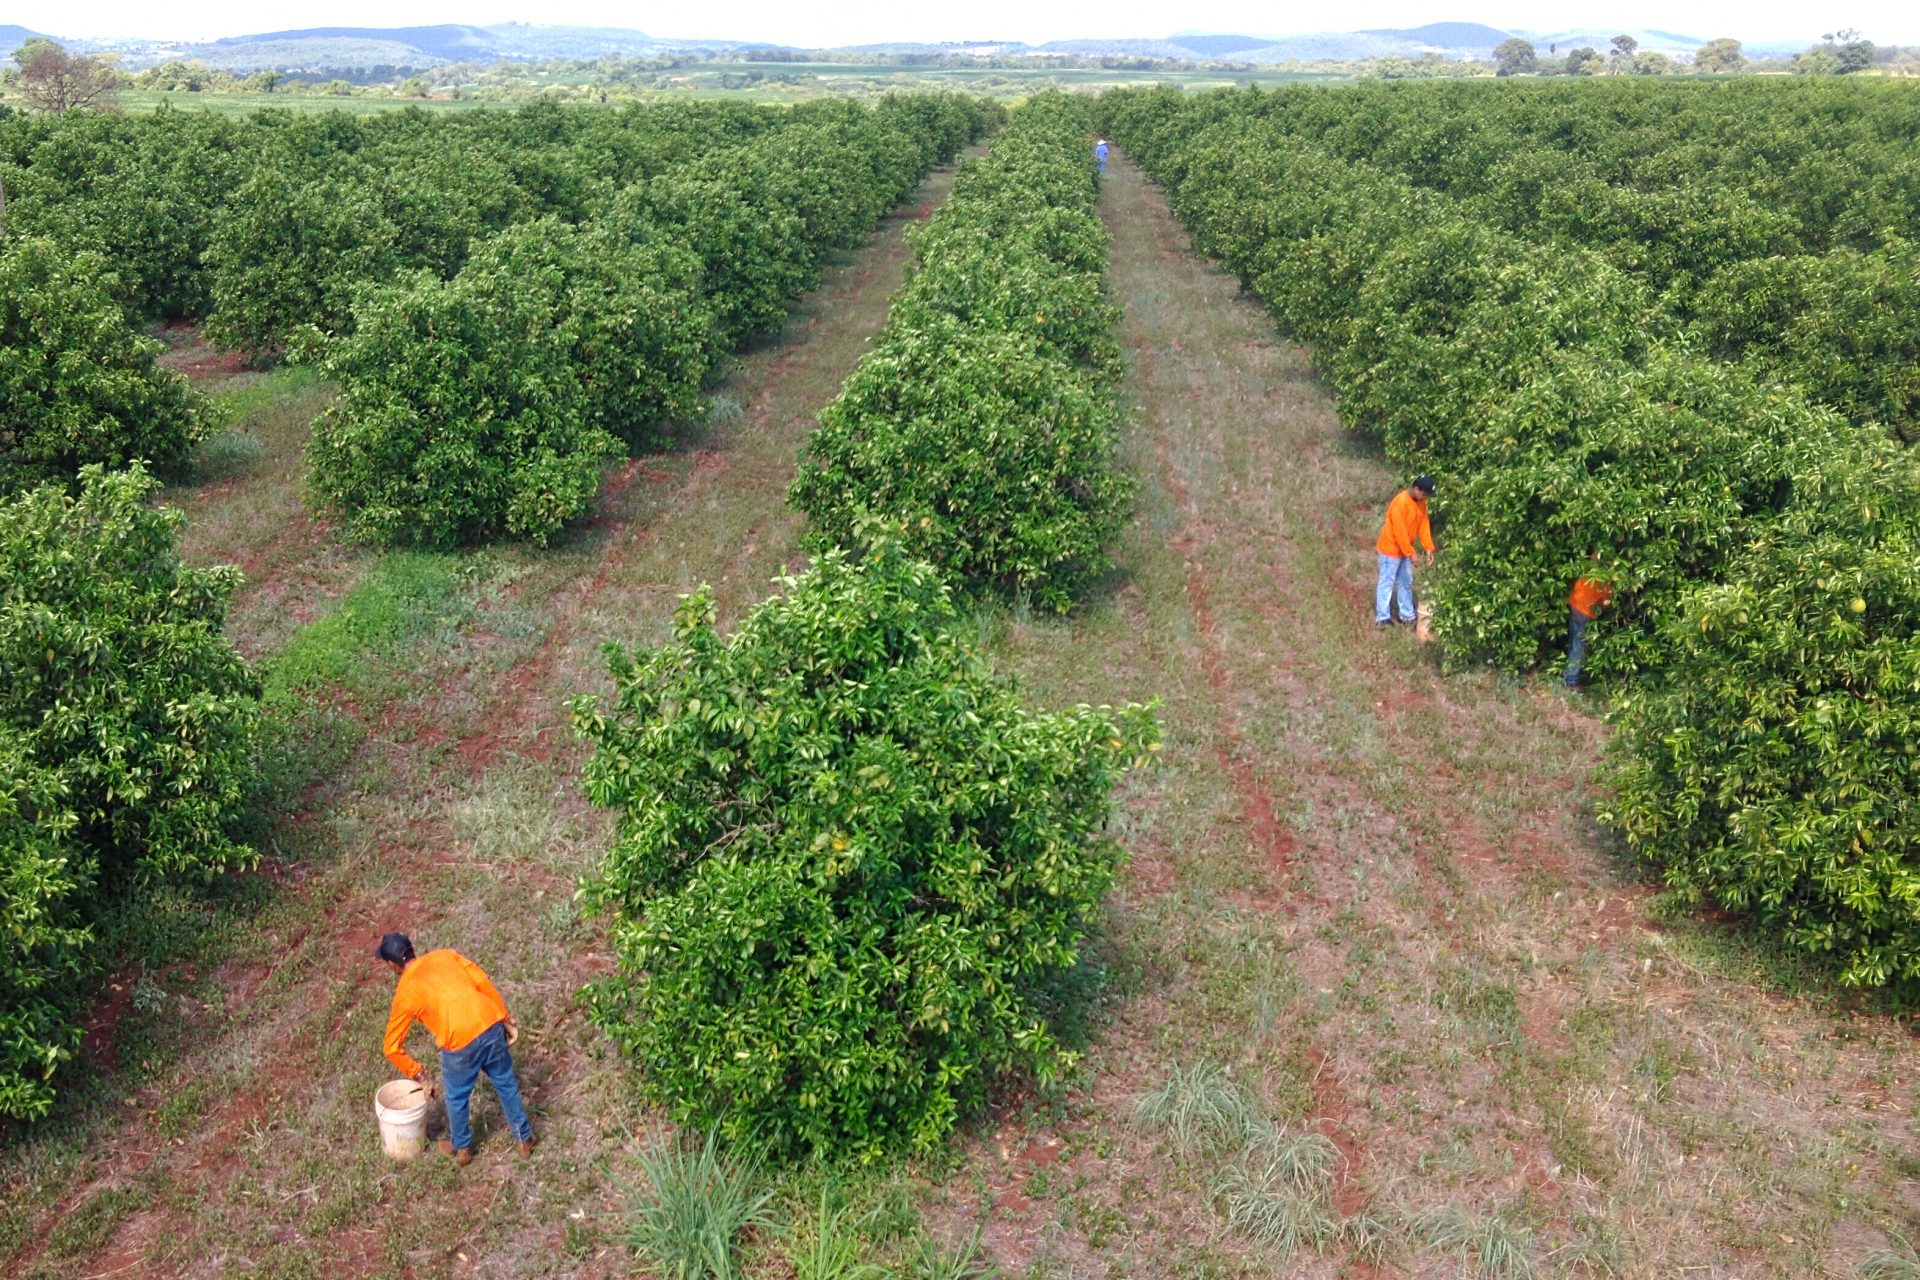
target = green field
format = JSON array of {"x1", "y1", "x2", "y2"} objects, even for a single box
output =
[{"x1": 2, "y1": 61, "x2": 1344, "y2": 116}]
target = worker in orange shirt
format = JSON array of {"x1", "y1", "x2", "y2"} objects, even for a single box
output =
[
  {"x1": 1374, "y1": 475, "x2": 1435, "y2": 626},
  {"x1": 378, "y1": 932, "x2": 534, "y2": 1166},
  {"x1": 1565, "y1": 569, "x2": 1613, "y2": 688}
]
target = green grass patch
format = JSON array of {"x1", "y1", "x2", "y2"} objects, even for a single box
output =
[
  {"x1": 46, "y1": 1184, "x2": 148, "y2": 1258},
  {"x1": 263, "y1": 551, "x2": 468, "y2": 700},
  {"x1": 206, "y1": 364, "x2": 325, "y2": 425},
  {"x1": 250, "y1": 549, "x2": 486, "y2": 809},
  {"x1": 153, "y1": 1080, "x2": 213, "y2": 1141}
]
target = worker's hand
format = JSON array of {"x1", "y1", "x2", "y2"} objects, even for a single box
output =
[
  {"x1": 410, "y1": 1068, "x2": 427, "y2": 1085},
  {"x1": 506, "y1": 1018, "x2": 520, "y2": 1046}
]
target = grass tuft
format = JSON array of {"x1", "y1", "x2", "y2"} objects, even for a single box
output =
[
  {"x1": 626, "y1": 1130, "x2": 776, "y2": 1280},
  {"x1": 902, "y1": 1230, "x2": 996, "y2": 1280},
  {"x1": 1134, "y1": 1061, "x2": 1265, "y2": 1154},
  {"x1": 1239, "y1": 1128, "x2": 1339, "y2": 1196},
  {"x1": 1416, "y1": 1203, "x2": 1539, "y2": 1280},
  {"x1": 785, "y1": 1188, "x2": 887, "y2": 1280},
  {"x1": 1215, "y1": 1130, "x2": 1341, "y2": 1261},
  {"x1": 1861, "y1": 1240, "x2": 1920, "y2": 1280}
]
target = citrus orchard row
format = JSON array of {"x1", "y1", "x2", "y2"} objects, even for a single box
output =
[{"x1": 1101, "y1": 81, "x2": 1920, "y2": 990}]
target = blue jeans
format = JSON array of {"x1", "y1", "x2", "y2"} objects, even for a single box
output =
[
  {"x1": 441, "y1": 1020, "x2": 532, "y2": 1151},
  {"x1": 1565, "y1": 610, "x2": 1590, "y2": 686},
  {"x1": 1375, "y1": 554, "x2": 1415, "y2": 623}
]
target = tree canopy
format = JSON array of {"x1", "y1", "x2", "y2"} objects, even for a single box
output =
[
  {"x1": 8, "y1": 41, "x2": 119, "y2": 113},
  {"x1": 1493, "y1": 38, "x2": 1537, "y2": 76}
]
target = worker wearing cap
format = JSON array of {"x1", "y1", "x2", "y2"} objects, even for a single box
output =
[
  {"x1": 1565, "y1": 567, "x2": 1613, "y2": 688},
  {"x1": 1375, "y1": 476, "x2": 1435, "y2": 626},
  {"x1": 377, "y1": 932, "x2": 534, "y2": 1165}
]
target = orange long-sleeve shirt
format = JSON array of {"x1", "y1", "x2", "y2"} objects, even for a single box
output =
[
  {"x1": 383, "y1": 949, "x2": 510, "y2": 1078},
  {"x1": 1376, "y1": 490, "x2": 1434, "y2": 559},
  {"x1": 1570, "y1": 577, "x2": 1613, "y2": 619}
]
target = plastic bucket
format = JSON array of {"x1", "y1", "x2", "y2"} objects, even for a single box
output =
[{"x1": 374, "y1": 1079, "x2": 431, "y2": 1160}]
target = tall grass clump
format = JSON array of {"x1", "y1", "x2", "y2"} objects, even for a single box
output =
[
  {"x1": 1133, "y1": 1061, "x2": 1265, "y2": 1155},
  {"x1": 627, "y1": 1131, "x2": 776, "y2": 1280}
]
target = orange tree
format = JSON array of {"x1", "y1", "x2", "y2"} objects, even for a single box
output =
[
  {"x1": 792, "y1": 93, "x2": 1130, "y2": 613},
  {"x1": 1, "y1": 467, "x2": 259, "y2": 1118},
  {"x1": 572, "y1": 539, "x2": 1155, "y2": 1158},
  {"x1": 0, "y1": 237, "x2": 205, "y2": 494}
]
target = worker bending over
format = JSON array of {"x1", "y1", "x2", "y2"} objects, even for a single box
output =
[
  {"x1": 379, "y1": 932, "x2": 535, "y2": 1166},
  {"x1": 1565, "y1": 570, "x2": 1612, "y2": 688},
  {"x1": 1375, "y1": 476, "x2": 1435, "y2": 626}
]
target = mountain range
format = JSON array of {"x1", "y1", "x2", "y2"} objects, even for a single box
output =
[{"x1": 2, "y1": 21, "x2": 1812, "y2": 74}]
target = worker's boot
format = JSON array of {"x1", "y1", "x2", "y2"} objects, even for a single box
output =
[
  {"x1": 437, "y1": 1138, "x2": 472, "y2": 1166},
  {"x1": 517, "y1": 1135, "x2": 537, "y2": 1158}
]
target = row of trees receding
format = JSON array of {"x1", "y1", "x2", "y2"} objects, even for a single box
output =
[
  {"x1": 1489, "y1": 32, "x2": 1884, "y2": 77},
  {"x1": 0, "y1": 94, "x2": 997, "y2": 1120},
  {"x1": 1102, "y1": 78, "x2": 1920, "y2": 990},
  {"x1": 574, "y1": 95, "x2": 1157, "y2": 1160}
]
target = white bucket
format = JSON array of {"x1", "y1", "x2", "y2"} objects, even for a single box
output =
[{"x1": 374, "y1": 1079, "x2": 431, "y2": 1160}]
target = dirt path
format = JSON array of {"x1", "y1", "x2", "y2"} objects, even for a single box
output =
[
  {"x1": 927, "y1": 154, "x2": 1920, "y2": 1278},
  {"x1": 2, "y1": 161, "x2": 966, "y2": 1280}
]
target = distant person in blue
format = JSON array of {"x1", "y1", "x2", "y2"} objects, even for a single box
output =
[{"x1": 1094, "y1": 138, "x2": 1109, "y2": 174}]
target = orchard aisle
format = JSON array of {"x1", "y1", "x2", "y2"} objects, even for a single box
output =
[
  {"x1": 951, "y1": 155, "x2": 1920, "y2": 1277},
  {"x1": 5, "y1": 159, "x2": 970, "y2": 1280}
]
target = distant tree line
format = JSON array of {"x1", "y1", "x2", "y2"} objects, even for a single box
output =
[
  {"x1": 1490, "y1": 29, "x2": 1904, "y2": 79},
  {"x1": 3, "y1": 30, "x2": 1916, "y2": 115}
]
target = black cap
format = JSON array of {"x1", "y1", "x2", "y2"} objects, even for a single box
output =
[
  {"x1": 376, "y1": 932, "x2": 415, "y2": 965},
  {"x1": 1412, "y1": 475, "x2": 1435, "y2": 494}
]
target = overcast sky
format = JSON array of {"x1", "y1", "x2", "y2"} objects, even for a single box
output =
[{"x1": 26, "y1": 2, "x2": 1917, "y2": 48}]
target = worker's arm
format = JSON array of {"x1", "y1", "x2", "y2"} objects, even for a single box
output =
[
  {"x1": 1417, "y1": 508, "x2": 1435, "y2": 557},
  {"x1": 383, "y1": 990, "x2": 424, "y2": 1080}
]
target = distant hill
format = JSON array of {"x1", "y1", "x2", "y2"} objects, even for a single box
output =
[
  {"x1": 1, "y1": 24, "x2": 53, "y2": 50},
  {"x1": 1054, "y1": 24, "x2": 1520, "y2": 62},
  {"x1": 36, "y1": 22, "x2": 764, "y2": 72},
  {"x1": 1356, "y1": 21, "x2": 1512, "y2": 49},
  {"x1": 1520, "y1": 27, "x2": 1705, "y2": 56},
  {"x1": 214, "y1": 25, "x2": 505, "y2": 61},
  {"x1": 6, "y1": 20, "x2": 1834, "y2": 74},
  {"x1": 1166, "y1": 33, "x2": 1281, "y2": 57}
]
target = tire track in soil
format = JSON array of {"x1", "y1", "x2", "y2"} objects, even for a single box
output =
[
  {"x1": 37, "y1": 163, "x2": 969, "y2": 1280},
  {"x1": 1106, "y1": 153, "x2": 1639, "y2": 1253},
  {"x1": 1099, "y1": 154, "x2": 1381, "y2": 1276}
]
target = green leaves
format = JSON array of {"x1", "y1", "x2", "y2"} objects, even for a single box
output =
[
  {"x1": 574, "y1": 540, "x2": 1156, "y2": 1160},
  {"x1": 793, "y1": 94, "x2": 1131, "y2": 614},
  {"x1": 0, "y1": 466, "x2": 261, "y2": 1118},
  {"x1": 0, "y1": 237, "x2": 206, "y2": 495}
]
